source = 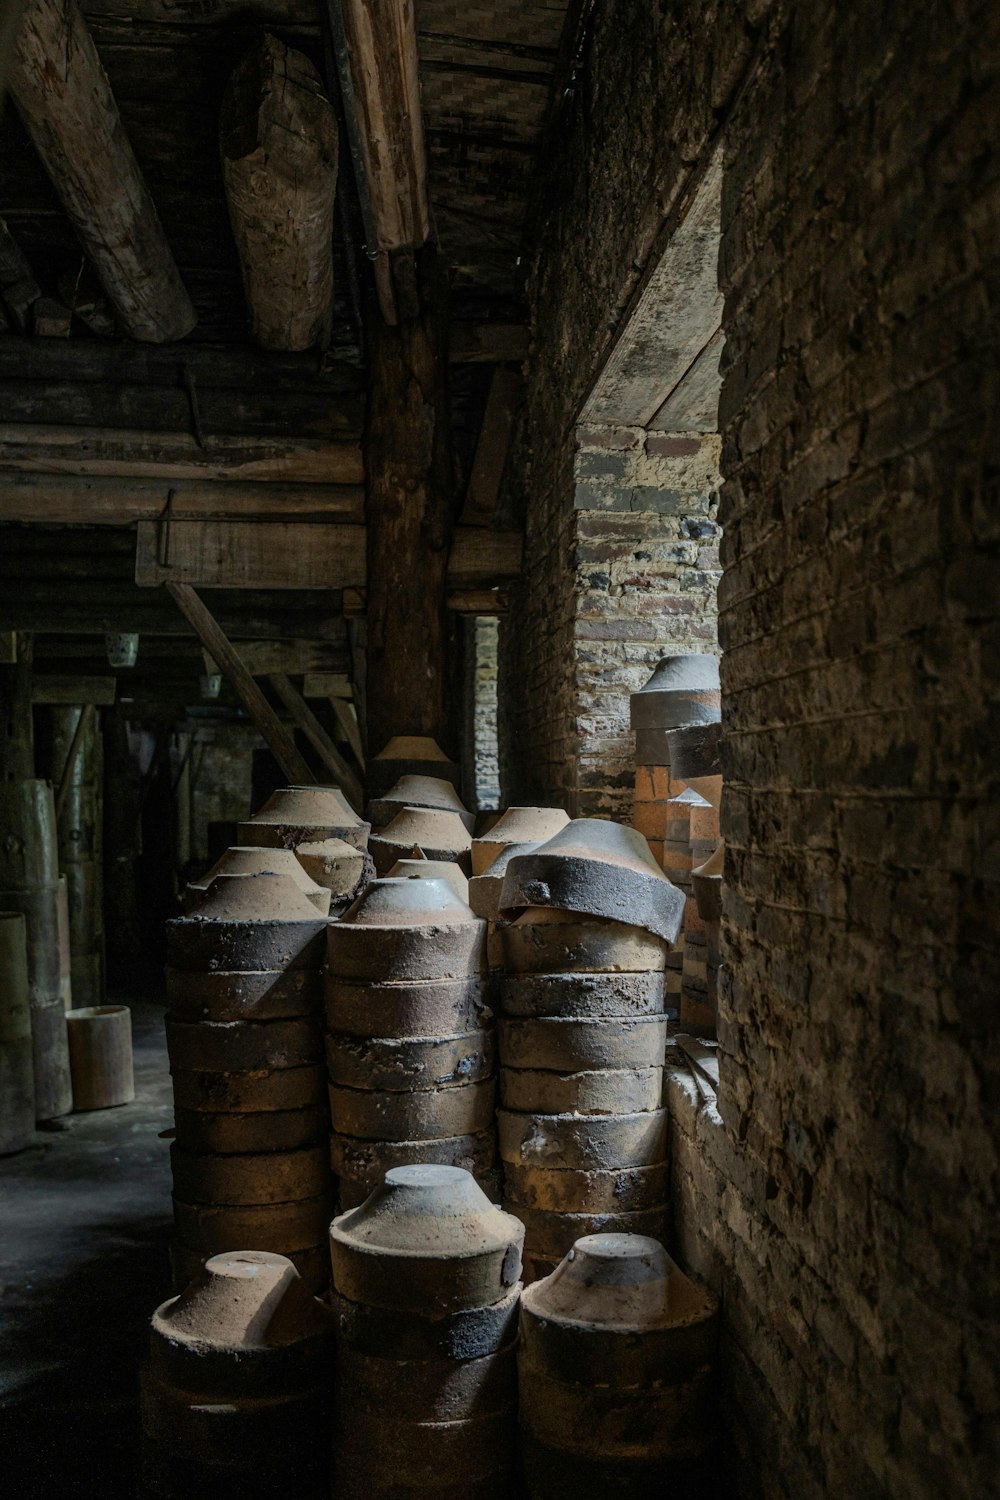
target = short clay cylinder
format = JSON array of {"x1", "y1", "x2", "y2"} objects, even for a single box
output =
[
  {"x1": 329, "y1": 1164, "x2": 524, "y2": 1315},
  {"x1": 166, "y1": 874, "x2": 328, "y2": 973},
  {"x1": 0, "y1": 883, "x2": 62, "y2": 1005},
  {"x1": 170, "y1": 1142, "x2": 330, "y2": 1206},
  {"x1": 331, "y1": 1282, "x2": 520, "y2": 1361},
  {"x1": 293, "y1": 838, "x2": 366, "y2": 898},
  {"x1": 173, "y1": 1193, "x2": 333, "y2": 1256},
  {"x1": 174, "y1": 1105, "x2": 327, "y2": 1155},
  {"x1": 500, "y1": 820, "x2": 685, "y2": 945},
  {"x1": 387, "y1": 855, "x2": 470, "y2": 904},
  {"x1": 503, "y1": 1161, "x2": 668, "y2": 1214},
  {"x1": 497, "y1": 1108, "x2": 668, "y2": 1171},
  {"x1": 333, "y1": 1406, "x2": 515, "y2": 1496},
  {"x1": 510, "y1": 1204, "x2": 667, "y2": 1263},
  {"x1": 471, "y1": 807, "x2": 570, "y2": 877},
  {"x1": 326, "y1": 878, "x2": 485, "y2": 983},
  {"x1": 664, "y1": 722, "x2": 723, "y2": 809},
  {"x1": 369, "y1": 806, "x2": 473, "y2": 877},
  {"x1": 499, "y1": 970, "x2": 665, "y2": 1020},
  {"x1": 325, "y1": 975, "x2": 491, "y2": 1039},
  {"x1": 66, "y1": 1004, "x2": 135, "y2": 1110},
  {"x1": 498, "y1": 1065, "x2": 663, "y2": 1116},
  {"x1": 28, "y1": 995, "x2": 73, "y2": 1122},
  {"x1": 629, "y1": 654, "x2": 721, "y2": 731},
  {"x1": 368, "y1": 773, "x2": 474, "y2": 832},
  {"x1": 692, "y1": 841, "x2": 724, "y2": 923},
  {"x1": 0, "y1": 911, "x2": 34, "y2": 1152},
  {"x1": 468, "y1": 841, "x2": 538, "y2": 923},
  {"x1": 166, "y1": 1016, "x2": 322, "y2": 1074},
  {"x1": 327, "y1": 1076, "x2": 495, "y2": 1141},
  {"x1": 324, "y1": 1029, "x2": 495, "y2": 1093},
  {"x1": 498, "y1": 1015, "x2": 668, "y2": 1073},
  {"x1": 148, "y1": 1249, "x2": 334, "y2": 1394},
  {"x1": 236, "y1": 784, "x2": 370, "y2": 851},
  {"x1": 330, "y1": 1125, "x2": 496, "y2": 1190},
  {"x1": 519, "y1": 1233, "x2": 718, "y2": 1388},
  {"x1": 500, "y1": 908, "x2": 668, "y2": 976},
  {"x1": 337, "y1": 1338, "x2": 517, "y2": 1423},
  {"x1": 171, "y1": 1063, "x2": 325, "y2": 1115},
  {"x1": 165, "y1": 966, "x2": 323, "y2": 1023},
  {"x1": 185, "y1": 846, "x2": 331, "y2": 915}
]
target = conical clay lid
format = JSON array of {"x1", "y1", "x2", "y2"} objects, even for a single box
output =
[
  {"x1": 370, "y1": 806, "x2": 472, "y2": 875},
  {"x1": 630, "y1": 654, "x2": 721, "y2": 730},
  {"x1": 468, "y1": 841, "x2": 539, "y2": 922},
  {"x1": 295, "y1": 838, "x2": 366, "y2": 897},
  {"x1": 388, "y1": 856, "x2": 469, "y2": 903},
  {"x1": 187, "y1": 847, "x2": 330, "y2": 913},
  {"x1": 522, "y1": 1233, "x2": 713, "y2": 1334},
  {"x1": 342, "y1": 876, "x2": 477, "y2": 928},
  {"x1": 375, "y1": 736, "x2": 450, "y2": 763},
  {"x1": 151, "y1": 1250, "x2": 331, "y2": 1353},
  {"x1": 381, "y1": 775, "x2": 468, "y2": 815},
  {"x1": 248, "y1": 785, "x2": 364, "y2": 830},
  {"x1": 471, "y1": 807, "x2": 569, "y2": 876},
  {"x1": 180, "y1": 871, "x2": 326, "y2": 924},
  {"x1": 500, "y1": 819, "x2": 685, "y2": 944}
]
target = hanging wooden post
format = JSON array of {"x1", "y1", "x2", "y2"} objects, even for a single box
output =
[{"x1": 165, "y1": 582, "x2": 315, "y2": 786}]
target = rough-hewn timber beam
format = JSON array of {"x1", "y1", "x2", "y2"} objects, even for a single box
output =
[
  {"x1": 221, "y1": 34, "x2": 339, "y2": 352},
  {"x1": 0, "y1": 476, "x2": 365, "y2": 525},
  {"x1": 10, "y1": 0, "x2": 196, "y2": 343},
  {"x1": 166, "y1": 582, "x2": 315, "y2": 785},
  {"x1": 463, "y1": 367, "x2": 523, "y2": 525},
  {"x1": 0, "y1": 427, "x2": 363, "y2": 484}
]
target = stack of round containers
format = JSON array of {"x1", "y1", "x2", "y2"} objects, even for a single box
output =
[
  {"x1": 165, "y1": 872, "x2": 331, "y2": 1290},
  {"x1": 184, "y1": 846, "x2": 331, "y2": 913},
  {"x1": 325, "y1": 879, "x2": 496, "y2": 1208},
  {"x1": 368, "y1": 735, "x2": 460, "y2": 798},
  {"x1": 630, "y1": 656, "x2": 721, "y2": 1024},
  {"x1": 518, "y1": 1232, "x2": 719, "y2": 1498},
  {"x1": 496, "y1": 820, "x2": 685, "y2": 1278},
  {"x1": 329, "y1": 1164, "x2": 524, "y2": 1498},
  {"x1": 141, "y1": 1250, "x2": 334, "y2": 1500},
  {"x1": 368, "y1": 773, "x2": 475, "y2": 836},
  {"x1": 237, "y1": 783, "x2": 371, "y2": 856},
  {"x1": 469, "y1": 806, "x2": 570, "y2": 971}
]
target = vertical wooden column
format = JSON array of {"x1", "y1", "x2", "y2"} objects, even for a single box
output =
[
  {"x1": 0, "y1": 631, "x2": 33, "y2": 783},
  {"x1": 364, "y1": 245, "x2": 456, "y2": 756}
]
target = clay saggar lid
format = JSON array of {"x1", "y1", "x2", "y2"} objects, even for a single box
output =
[
  {"x1": 374, "y1": 736, "x2": 450, "y2": 762},
  {"x1": 630, "y1": 654, "x2": 721, "y2": 731},
  {"x1": 468, "y1": 841, "x2": 539, "y2": 922},
  {"x1": 248, "y1": 785, "x2": 363, "y2": 828},
  {"x1": 499, "y1": 819, "x2": 685, "y2": 945},
  {"x1": 471, "y1": 807, "x2": 569, "y2": 876},
  {"x1": 341, "y1": 876, "x2": 476, "y2": 928},
  {"x1": 179, "y1": 871, "x2": 326, "y2": 924},
  {"x1": 369, "y1": 806, "x2": 472, "y2": 873},
  {"x1": 151, "y1": 1250, "x2": 330, "y2": 1354},
  {"x1": 388, "y1": 855, "x2": 469, "y2": 903},
  {"x1": 378, "y1": 774, "x2": 469, "y2": 815},
  {"x1": 187, "y1": 847, "x2": 330, "y2": 913}
]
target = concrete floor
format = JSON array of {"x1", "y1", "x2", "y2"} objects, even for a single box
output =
[{"x1": 0, "y1": 1001, "x2": 174, "y2": 1500}]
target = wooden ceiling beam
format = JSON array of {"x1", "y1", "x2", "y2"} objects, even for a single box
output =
[
  {"x1": 221, "y1": 35, "x2": 339, "y2": 353},
  {"x1": 9, "y1": 0, "x2": 197, "y2": 343},
  {"x1": 0, "y1": 475, "x2": 365, "y2": 525}
]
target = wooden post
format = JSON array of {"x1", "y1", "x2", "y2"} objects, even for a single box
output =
[
  {"x1": 10, "y1": 0, "x2": 196, "y2": 343},
  {"x1": 165, "y1": 582, "x2": 315, "y2": 786},
  {"x1": 220, "y1": 33, "x2": 339, "y2": 352},
  {"x1": 267, "y1": 674, "x2": 364, "y2": 809},
  {"x1": 0, "y1": 630, "x2": 33, "y2": 782},
  {"x1": 364, "y1": 245, "x2": 456, "y2": 756}
]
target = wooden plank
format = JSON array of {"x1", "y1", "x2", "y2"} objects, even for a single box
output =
[
  {"x1": 450, "y1": 322, "x2": 528, "y2": 364},
  {"x1": 32, "y1": 675, "x2": 116, "y2": 706},
  {"x1": 447, "y1": 527, "x2": 523, "y2": 586},
  {"x1": 0, "y1": 426, "x2": 363, "y2": 483},
  {"x1": 303, "y1": 671, "x2": 352, "y2": 699},
  {"x1": 648, "y1": 326, "x2": 725, "y2": 433},
  {"x1": 464, "y1": 366, "x2": 522, "y2": 523},
  {"x1": 10, "y1": 0, "x2": 196, "y2": 343},
  {"x1": 268, "y1": 673, "x2": 363, "y2": 808},
  {"x1": 166, "y1": 582, "x2": 315, "y2": 785},
  {"x1": 135, "y1": 519, "x2": 367, "y2": 589},
  {"x1": 446, "y1": 589, "x2": 510, "y2": 615},
  {"x1": 326, "y1": 694, "x2": 365, "y2": 766},
  {"x1": 0, "y1": 475, "x2": 364, "y2": 524},
  {"x1": 221, "y1": 35, "x2": 338, "y2": 352},
  {"x1": 0, "y1": 584, "x2": 347, "y2": 639}
]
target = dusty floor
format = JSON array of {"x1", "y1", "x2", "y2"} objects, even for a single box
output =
[{"x1": 0, "y1": 1000, "x2": 174, "y2": 1500}]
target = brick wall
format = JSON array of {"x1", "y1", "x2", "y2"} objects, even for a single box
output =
[
  {"x1": 462, "y1": 615, "x2": 502, "y2": 811},
  {"x1": 501, "y1": 1, "x2": 1000, "y2": 1495}
]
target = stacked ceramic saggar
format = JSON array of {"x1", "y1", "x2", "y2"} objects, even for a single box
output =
[
  {"x1": 325, "y1": 878, "x2": 497, "y2": 1207},
  {"x1": 165, "y1": 873, "x2": 332, "y2": 1291},
  {"x1": 469, "y1": 806, "x2": 570, "y2": 972},
  {"x1": 630, "y1": 655, "x2": 721, "y2": 1024},
  {"x1": 329, "y1": 1165, "x2": 524, "y2": 1498},
  {"x1": 184, "y1": 846, "x2": 332, "y2": 915},
  {"x1": 666, "y1": 720, "x2": 723, "y2": 1036},
  {"x1": 368, "y1": 735, "x2": 461, "y2": 798},
  {"x1": 518, "y1": 1232, "x2": 719, "y2": 1498},
  {"x1": 141, "y1": 1250, "x2": 333, "y2": 1500},
  {"x1": 367, "y1": 780, "x2": 474, "y2": 876},
  {"x1": 496, "y1": 820, "x2": 685, "y2": 1277},
  {"x1": 237, "y1": 784, "x2": 372, "y2": 912}
]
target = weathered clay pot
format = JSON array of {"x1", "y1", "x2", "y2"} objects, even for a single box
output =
[
  {"x1": 388, "y1": 854, "x2": 470, "y2": 904},
  {"x1": 329, "y1": 1164, "x2": 523, "y2": 1314},
  {"x1": 369, "y1": 806, "x2": 473, "y2": 876},
  {"x1": 501, "y1": 907, "x2": 667, "y2": 975},
  {"x1": 326, "y1": 878, "x2": 485, "y2": 983},
  {"x1": 166, "y1": 1016, "x2": 322, "y2": 1074},
  {"x1": 629, "y1": 654, "x2": 721, "y2": 731},
  {"x1": 503, "y1": 1161, "x2": 668, "y2": 1214},
  {"x1": 499, "y1": 1065, "x2": 662, "y2": 1116},
  {"x1": 328, "y1": 1075, "x2": 495, "y2": 1140},
  {"x1": 471, "y1": 807, "x2": 570, "y2": 877},
  {"x1": 499, "y1": 970, "x2": 664, "y2": 1019},
  {"x1": 171, "y1": 1063, "x2": 325, "y2": 1114},
  {"x1": 497, "y1": 1108, "x2": 668, "y2": 1170},
  {"x1": 325, "y1": 975, "x2": 490, "y2": 1039},
  {"x1": 500, "y1": 820, "x2": 685, "y2": 945},
  {"x1": 185, "y1": 847, "x2": 331, "y2": 915},
  {"x1": 237, "y1": 784, "x2": 370, "y2": 851},
  {"x1": 498, "y1": 1014, "x2": 667, "y2": 1073},
  {"x1": 166, "y1": 874, "x2": 328, "y2": 972},
  {"x1": 170, "y1": 1142, "x2": 329, "y2": 1206},
  {"x1": 369, "y1": 774, "x2": 474, "y2": 833},
  {"x1": 165, "y1": 966, "x2": 323, "y2": 1024},
  {"x1": 325, "y1": 1027, "x2": 494, "y2": 1093},
  {"x1": 293, "y1": 837, "x2": 367, "y2": 901},
  {"x1": 468, "y1": 841, "x2": 538, "y2": 923},
  {"x1": 510, "y1": 1204, "x2": 667, "y2": 1264},
  {"x1": 331, "y1": 1127, "x2": 498, "y2": 1209},
  {"x1": 331, "y1": 1281, "x2": 520, "y2": 1361}
]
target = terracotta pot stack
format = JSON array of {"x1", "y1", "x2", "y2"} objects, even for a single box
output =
[
  {"x1": 367, "y1": 774, "x2": 475, "y2": 876},
  {"x1": 325, "y1": 878, "x2": 497, "y2": 1208},
  {"x1": 666, "y1": 721, "x2": 723, "y2": 1037},
  {"x1": 495, "y1": 820, "x2": 685, "y2": 1278},
  {"x1": 141, "y1": 1250, "x2": 333, "y2": 1500},
  {"x1": 329, "y1": 1165, "x2": 524, "y2": 1498},
  {"x1": 165, "y1": 873, "x2": 332, "y2": 1291},
  {"x1": 367, "y1": 735, "x2": 461, "y2": 798},
  {"x1": 630, "y1": 656, "x2": 721, "y2": 1028},
  {"x1": 518, "y1": 1232, "x2": 719, "y2": 1498}
]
